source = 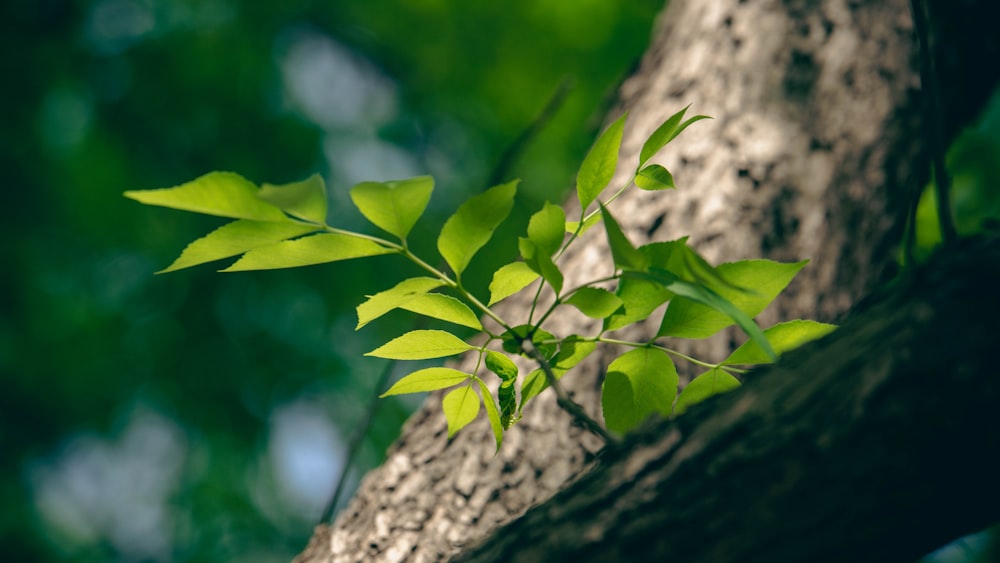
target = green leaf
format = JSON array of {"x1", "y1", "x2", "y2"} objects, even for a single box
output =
[
  {"x1": 485, "y1": 350, "x2": 518, "y2": 381},
  {"x1": 527, "y1": 202, "x2": 566, "y2": 256},
  {"x1": 124, "y1": 171, "x2": 287, "y2": 222},
  {"x1": 257, "y1": 174, "x2": 328, "y2": 224},
  {"x1": 437, "y1": 180, "x2": 518, "y2": 277},
  {"x1": 222, "y1": 232, "x2": 393, "y2": 271},
  {"x1": 518, "y1": 238, "x2": 564, "y2": 294},
  {"x1": 638, "y1": 106, "x2": 710, "y2": 167},
  {"x1": 401, "y1": 293, "x2": 483, "y2": 330},
  {"x1": 600, "y1": 203, "x2": 649, "y2": 271},
  {"x1": 499, "y1": 379, "x2": 520, "y2": 430},
  {"x1": 158, "y1": 220, "x2": 319, "y2": 273},
  {"x1": 634, "y1": 164, "x2": 675, "y2": 191},
  {"x1": 442, "y1": 385, "x2": 480, "y2": 438},
  {"x1": 379, "y1": 367, "x2": 471, "y2": 397},
  {"x1": 356, "y1": 277, "x2": 445, "y2": 329},
  {"x1": 673, "y1": 368, "x2": 741, "y2": 416},
  {"x1": 350, "y1": 176, "x2": 434, "y2": 239},
  {"x1": 657, "y1": 259, "x2": 808, "y2": 339},
  {"x1": 488, "y1": 261, "x2": 540, "y2": 306},
  {"x1": 477, "y1": 380, "x2": 504, "y2": 451},
  {"x1": 577, "y1": 114, "x2": 626, "y2": 212},
  {"x1": 603, "y1": 276, "x2": 672, "y2": 332},
  {"x1": 723, "y1": 320, "x2": 837, "y2": 365},
  {"x1": 519, "y1": 337, "x2": 596, "y2": 409},
  {"x1": 365, "y1": 329, "x2": 473, "y2": 360},
  {"x1": 659, "y1": 278, "x2": 776, "y2": 361},
  {"x1": 601, "y1": 348, "x2": 677, "y2": 433},
  {"x1": 500, "y1": 325, "x2": 557, "y2": 359},
  {"x1": 565, "y1": 287, "x2": 623, "y2": 319},
  {"x1": 565, "y1": 213, "x2": 602, "y2": 234}
]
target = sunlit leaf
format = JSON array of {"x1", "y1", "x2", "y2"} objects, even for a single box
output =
[
  {"x1": 257, "y1": 174, "x2": 328, "y2": 224},
  {"x1": 603, "y1": 276, "x2": 672, "y2": 332},
  {"x1": 477, "y1": 380, "x2": 504, "y2": 451},
  {"x1": 437, "y1": 180, "x2": 518, "y2": 277},
  {"x1": 577, "y1": 114, "x2": 626, "y2": 212},
  {"x1": 158, "y1": 220, "x2": 318, "y2": 273},
  {"x1": 442, "y1": 385, "x2": 480, "y2": 438},
  {"x1": 401, "y1": 293, "x2": 483, "y2": 330},
  {"x1": 485, "y1": 350, "x2": 518, "y2": 381},
  {"x1": 601, "y1": 348, "x2": 677, "y2": 433},
  {"x1": 222, "y1": 233, "x2": 393, "y2": 271},
  {"x1": 723, "y1": 320, "x2": 837, "y2": 365},
  {"x1": 635, "y1": 164, "x2": 675, "y2": 191},
  {"x1": 527, "y1": 201, "x2": 566, "y2": 256},
  {"x1": 673, "y1": 368, "x2": 741, "y2": 416},
  {"x1": 350, "y1": 176, "x2": 433, "y2": 239},
  {"x1": 488, "y1": 261, "x2": 540, "y2": 306},
  {"x1": 638, "y1": 106, "x2": 710, "y2": 167},
  {"x1": 600, "y1": 203, "x2": 649, "y2": 271},
  {"x1": 519, "y1": 238, "x2": 564, "y2": 294},
  {"x1": 365, "y1": 329, "x2": 473, "y2": 360},
  {"x1": 565, "y1": 287, "x2": 623, "y2": 319},
  {"x1": 379, "y1": 367, "x2": 471, "y2": 397},
  {"x1": 657, "y1": 259, "x2": 808, "y2": 339},
  {"x1": 124, "y1": 171, "x2": 287, "y2": 222},
  {"x1": 356, "y1": 277, "x2": 445, "y2": 329}
]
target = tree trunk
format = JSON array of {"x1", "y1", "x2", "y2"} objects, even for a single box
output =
[{"x1": 295, "y1": 0, "x2": 944, "y2": 560}]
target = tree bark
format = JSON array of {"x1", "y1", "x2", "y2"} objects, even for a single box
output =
[
  {"x1": 295, "y1": 0, "x2": 934, "y2": 560},
  {"x1": 453, "y1": 235, "x2": 1000, "y2": 562}
]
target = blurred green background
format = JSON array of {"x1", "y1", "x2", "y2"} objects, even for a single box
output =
[{"x1": 0, "y1": 0, "x2": 663, "y2": 560}]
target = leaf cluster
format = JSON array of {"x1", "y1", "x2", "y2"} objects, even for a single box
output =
[{"x1": 126, "y1": 106, "x2": 833, "y2": 450}]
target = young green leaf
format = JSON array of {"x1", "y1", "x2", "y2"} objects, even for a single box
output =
[
  {"x1": 600, "y1": 203, "x2": 649, "y2": 271},
  {"x1": 221, "y1": 232, "x2": 393, "y2": 271},
  {"x1": 437, "y1": 180, "x2": 518, "y2": 277},
  {"x1": 485, "y1": 350, "x2": 518, "y2": 381},
  {"x1": 638, "y1": 106, "x2": 710, "y2": 167},
  {"x1": 124, "y1": 171, "x2": 287, "y2": 222},
  {"x1": 723, "y1": 320, "x2": 837, "y2": 365},
  {"x1": 577, "y1": 114, "x2": 626, "y2": 212},
  {"x1": 601, "y1": 348, "x2": 677, "y2": 433},
  {"x1": 603, "y1": 277, "x2": 672, "y2": 332},
  {"x1": 527, "y1": 202, "x2": 566, "y2": 256},
  {"x1": 158, "y1": 220, "x2": 319, "y2": 273},
  {"x1": 365, "y1": 329, "x2": 473, "y2": 360},
  {"x1": 519, "y1": 337, "x2": 596, "y2": 409},
  {"x1": 257, "y1": 174, "x2": 328, "y2": 224},
  {"x1": 401, "y1": 293, "x2": 483, "y2": 330},
  {"x1": 442, "y1": 385, "x2": 481, "y2": 438},
  {"x1": 477, "y1": 380, "x2": 504, "y2": 451},
  {"x1": 349, "y1": 176, "x2": 434, "y2": 240},
  {"x1": 488, "y1": 261, "x2": 540, "y2": 306},
  {"x1": 356, "y1": 277, "x2": 446, "y2": 329},
  {"x1": 379, "y1": 367, "x2": 472, "y2": 397},
  {"x1": 657, "y1": 259, "x2": 808, "y2": 339},
  {"x1": 634, "y1": 164, "x2": 675, "y2": 191},
  {"x1": 565, "y1": 287, "x2": 623, "y2": 319},
  {"x1": 518, "y1": 238, "x2": 564, "y2": 294},
  {"x1": 673, "y1": 368, "x2": 741, "y2": 416}
]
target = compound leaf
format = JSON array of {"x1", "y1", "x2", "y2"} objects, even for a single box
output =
[
  {"x1": 356, "y1": 277, "x2": 445, "y2": 329},
  {"x1": 365, "y1": 329, "x2": 472, "y2": 360},
  {"x1": 350, "y1": 176, "x2": 433, "y2": 240},
  {"x1": 565, "y1": 287, "x2": 623, "y2": 319},
  {"x1": 723, "y1": 320, "x2": 837, "y2": 365},
  {"x1": 673, "y1": 368, "x2": 741, "y2": 416},
  {"x1": 601, "y1": 348, "x2": 677, "y2": 433},
  {"x1": 159, "y1": 220, "x2": 318, "y2": 273},
  {"x1": 125, "y1": 171, "x2": 286, "y2": 222},
  {"x1": 577, "y1": 114, "x2": 626, "y2": 211},
  {"x1": 379, "y1": 367, "x2": 471, "y2": 397},
  {"x1": 438, "y1": 180, "x2": 518, "y2": 277},
  {"x1": 222, "y1": 233, "x2": 393, "y2": 271},
  {"x1": 401, "y1": 293, "x2": 483, "y2": 330},
  {"x1": 442, "y1": 385, "x2": 480, "y2": 438},
  {"x1": 257, "y1": 174, "x2": 328, "y2": 224},
  {"x1": 488, "y1": 261, "x2": 540, "y2": 306}
]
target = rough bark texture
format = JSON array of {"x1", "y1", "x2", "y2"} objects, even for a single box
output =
[
  {"x1": 296, "y1": 0, "x2": 924, "y2": 560},
  {"x1": 454, "y1": 236, "x2": 1000, "y2": 562}
]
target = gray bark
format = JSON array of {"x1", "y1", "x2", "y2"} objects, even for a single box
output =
[{"x1": 295, "y1": 0, "x2": 924, "y2": 560}]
